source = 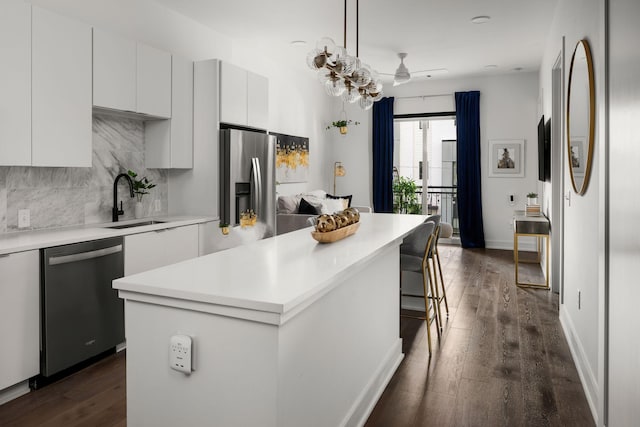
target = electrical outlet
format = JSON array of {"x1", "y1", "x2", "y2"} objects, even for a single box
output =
[
  {"x1": 169, "y1": 335, "x2": 193, "y2": 374},
  {"x1": 18, "y1": 209, "x2": 30, "y2": 228},
  {"x1": 154, "y1": 199, "x2": 161, "y2": 212}
]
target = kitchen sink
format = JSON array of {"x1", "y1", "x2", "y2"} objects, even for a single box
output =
[{"x1": 106, "y1": 220, "x2": 166, "y2": 229}]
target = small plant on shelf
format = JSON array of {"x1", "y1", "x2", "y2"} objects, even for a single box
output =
[
  {"x1": 127, "y1": 170, "x2": 156, "y2": 202},
  {"x1": 526, "y1": 192, "x2": 538, "y2": 198}
]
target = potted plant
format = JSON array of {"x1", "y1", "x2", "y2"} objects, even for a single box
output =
[
  {"x1": 326, "y1": 119, "x2": 360, "y2": 135},
  {"x1": 127, "y1": 170, "x2": 156, "y2": 218},
  {"x1": 393, "y1": 176, "x2": 420, "y2": 214},
  {"x1": 526, "y1": 192, "x2": 538, "y2": 205}
]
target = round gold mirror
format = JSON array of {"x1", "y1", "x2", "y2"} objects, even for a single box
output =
[{"x1": 567, "y1": 39, "x2": 595, "y2": 195}]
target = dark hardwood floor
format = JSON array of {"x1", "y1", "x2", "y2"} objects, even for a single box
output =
[
  {"x1": 0, "y1": 246, "x2": 593, "y2": 427},
  {"x1": 366, "y1": 246, "x2": 594, "y2": 427}
]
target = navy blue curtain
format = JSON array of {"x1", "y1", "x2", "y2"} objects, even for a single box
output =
[
  {"x1": 372, "y1": 97, "x2": 395, "y2": 213},
  {"x1": 455, "y1": 91, "x2": 485, "y2": 248}
]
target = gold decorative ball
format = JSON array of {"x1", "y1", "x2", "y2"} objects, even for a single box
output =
[
  {"x1": 343, "y1": 208, "x2": 358, "y2": 224},
  {"x1": 347, "y1": 207, "x2": 360, "y2": 223},
  {"x1": 316, "y1": 214, "x2": 337, "y2": 233},
  {"x1": 334, "y1": 212, "x2": 350, "y2": 228}
]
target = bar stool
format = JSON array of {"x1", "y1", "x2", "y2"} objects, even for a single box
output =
[
  {"x1": 400, "y1": 221, "x2": 439, "y2": 354},
  {"x1": 428, "y1": 221, "x2": 449, "y2": 331}
]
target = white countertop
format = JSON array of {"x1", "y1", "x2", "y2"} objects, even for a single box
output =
[
  {"x1": 0, "y1": 216, "x2": 217, "y2": 255},
  {"x1": 113, "y1": 213, "x2": 427, "y2": 322}
]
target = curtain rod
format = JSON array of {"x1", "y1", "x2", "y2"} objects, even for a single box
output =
[{"x1": 394, "y1": 93, "x2": 453, "y2": 100}]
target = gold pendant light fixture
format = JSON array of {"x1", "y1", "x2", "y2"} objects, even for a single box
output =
[{"x1": 306, "y1": 0, "x2": 383, "y2": 110}]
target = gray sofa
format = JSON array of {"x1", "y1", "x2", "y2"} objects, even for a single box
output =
[{"x1": 276, "y1": 190, "x2": 371, "y2": 235}]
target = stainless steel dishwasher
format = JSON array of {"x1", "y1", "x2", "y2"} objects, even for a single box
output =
[{"x1": 41, "y1": 236, "x2": 125, "y2": 377}]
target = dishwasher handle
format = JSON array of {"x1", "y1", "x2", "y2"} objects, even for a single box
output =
[{"x1": 48, "y1": 244, "x2": 123, "y2": 266}]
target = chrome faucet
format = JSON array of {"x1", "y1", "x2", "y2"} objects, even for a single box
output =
[{"x1": 112, "y1": 173, "x2": 135, "y2": 222}]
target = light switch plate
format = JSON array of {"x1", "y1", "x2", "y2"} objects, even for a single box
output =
[
  {"x1": 169, "y1": 334, "x2": 192, "y2": 374},
  {"x1": 18, "y1": 209, "x2": 30, "y2": 228}
]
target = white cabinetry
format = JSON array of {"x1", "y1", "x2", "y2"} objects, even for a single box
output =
[
  {"x1": 124, "y1": 225, "x2": 199, "y2": 276},
  {"x1": 0, "y1": 1, "x2": 31, "y2": 166},
  {"x1": 247, "y1": 72, "x2": 269, "y2": 130},
  {"x1": 92, "y1": 30, "x2": 171, "y2": 119},
  {"x1": 220, "y1": 61, "x2": 248, "y2": 126},
  {"x1": 93, "y1": 28, "x2": 137, "y2": 112},
  {"x1": 0, "y1": 251, "x2": 39, "y2": 392},
  {"x1": 220, "y1": 61, "x2": 268, "y2": 129},
  {"x1": 137, "y1": 43, "x2": 172, "y2": 118},
  {"x1": 145, "y1": 55, "x2": 193, "y2": 168},
  {"x1": 32, "y1": 7, "x2": 92, "y2": 167}
]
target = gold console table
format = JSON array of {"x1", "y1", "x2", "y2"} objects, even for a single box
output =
[{"x1": 513, "y1": 211, "x2": 550, "y2": 289}]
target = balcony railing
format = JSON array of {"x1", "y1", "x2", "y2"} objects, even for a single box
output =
[{"x1": 415, "y1": 186, "x2": 459, "y2": 235}]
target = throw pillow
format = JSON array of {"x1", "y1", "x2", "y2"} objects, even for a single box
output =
[
  {"x1": 327, "y1": 193, "x2": 352, "y2": 208},
  {"x1": 303, "y1": 189, "x2": 327, "y2": 200},
  {"x1": 277, "y1": 195, "x2": 299, "y2": 214},
  {"x1": 298, "y1": 197, "x2": 321, "y2": 215},
  {"x1": 321, "y1": 198, "x2": 346, "y2": 214}
]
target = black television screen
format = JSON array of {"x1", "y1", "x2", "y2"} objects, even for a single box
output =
[
  {"x1": 538, "y1": 116, "x2": 551, "y2": 182},
  {"x1": 545, "y1": 118, "x2": 551, "y2": 181}
]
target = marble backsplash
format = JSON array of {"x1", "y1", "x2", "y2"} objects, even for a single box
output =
[{"x1": 0, "y1": 114, "x2": 168, "y2": 233}]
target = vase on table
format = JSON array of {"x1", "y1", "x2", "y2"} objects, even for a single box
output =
[{"x1": 134, "y1": 201, "x2": 144, "y2": 219}]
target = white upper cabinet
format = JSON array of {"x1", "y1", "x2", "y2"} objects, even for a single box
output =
[
  {"x1": 145, "y1": 54, "x2": 194, "y2": 168},
  {"x1": 93, "y1": 30, "x2": 171, "y2": 119},
  {"x1": 93, "y1": 28, "x2": 136, "y2": 112},
  {"x1": 247, "y1": 71, "x2": 269, "y2": 130},
  {"x1": 220, "y1": 61, "x2": 248, "y2": 127},
  {"x1": 32, "y1": 6, "x2": 92, "y2": 167},
  {"x1": 0, "y1": 1, "x2": 31, "y2": 166},
  {"x1": 137, "y1": 43, "x2": 172, "y2": 118},
  {"x1": 219, "y1": 61, "x2": 268, "y2": 129}
]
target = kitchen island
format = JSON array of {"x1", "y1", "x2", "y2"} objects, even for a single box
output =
[{"x1": 114, "y1": 213, "x2": 426, "y2": 426}]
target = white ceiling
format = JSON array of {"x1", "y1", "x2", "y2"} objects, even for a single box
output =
[{"x1": 152, "y1": 0, "x2": 558, "y2": 82}]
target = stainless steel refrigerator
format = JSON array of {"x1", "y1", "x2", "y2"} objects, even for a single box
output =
[{"x1": 220, "y1": 128, "x2": 276, "y2": 239}]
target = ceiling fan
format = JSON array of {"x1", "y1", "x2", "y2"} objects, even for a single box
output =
[{"x1": 393, "y1": 52, "x2": 411, "y2": 86}]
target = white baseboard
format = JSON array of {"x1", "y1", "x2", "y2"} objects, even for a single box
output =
[
  {"x1": 0, "y1": 380, "x2": 31, "y2": 406},
  {"x1": 559, "y1": 307, "x2": 600, "y2": 425},
  {"x1": 342, "y1": 339, "x2": 403, "y2": 427}
]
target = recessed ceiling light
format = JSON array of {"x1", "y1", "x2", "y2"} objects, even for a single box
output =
[
  {"x1": 513, "y1": 67, "x2": 523, "y2": 71},
  {"x1": 290, "y1": 40, "x2": 307, "y2": 47},
  {"x1": 484, "y1": 64, "x2": 498, "y2": 69},
  {"x1": 471, "y1": 16, "x2": 491, "y2": 24}
]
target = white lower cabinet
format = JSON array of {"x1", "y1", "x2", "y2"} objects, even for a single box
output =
[
  {"x1": 124, "y1": 225, "x2": 199, "y2": 276},
  {"x1": 0, "y1": 251, "x2": 40, "y2": 392}
]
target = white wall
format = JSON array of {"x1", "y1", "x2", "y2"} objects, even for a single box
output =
[
  {"x1": 538, "y1": 0, "x2": 605, "y2": 424},
  {"x1": 327, "y1": 100, "x2": 372, "y2": 207}
]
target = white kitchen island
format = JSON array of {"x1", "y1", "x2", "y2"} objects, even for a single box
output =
[{"x1": 113, "y1": 213, "x2": 426, "y2": 427}]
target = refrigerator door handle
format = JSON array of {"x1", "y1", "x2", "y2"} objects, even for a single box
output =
[{"x1": 250, "y1": 157, "x2": 262, "y2": 216}]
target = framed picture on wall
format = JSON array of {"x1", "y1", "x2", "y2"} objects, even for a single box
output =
[
  {"x1": 570, "y1": 137, "x2": 586, "y2": 176},
  {"x1": 488, "y1": 139, "x2": 525, "y2": 178},
  {"x1": 275, "y1": 134, "x2": 310, "y2": 183}
]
